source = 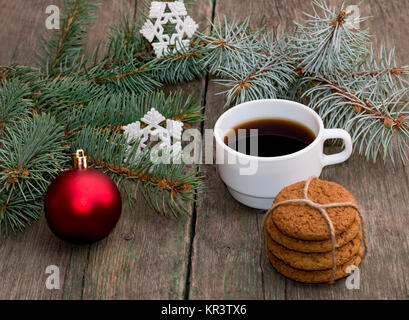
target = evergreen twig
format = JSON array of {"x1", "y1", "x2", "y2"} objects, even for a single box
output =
[{"x1": 39, "y1": 0, "x2": 101, "y2": 74}]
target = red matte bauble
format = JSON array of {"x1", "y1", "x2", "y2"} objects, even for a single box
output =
[{"x1": 44, "y1": 168, "x2": 122, "y2": 244}]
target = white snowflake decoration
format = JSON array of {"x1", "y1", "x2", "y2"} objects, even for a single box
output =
[
  {"x1": 123, "y1": 108, "x2": 183, "y2": 162},
  {"x1": 140, "y1": 0, "x2": 199, "y2": 58}
]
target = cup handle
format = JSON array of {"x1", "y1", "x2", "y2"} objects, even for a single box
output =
[{"x1": 321, "y1": 129, "x2": 353, "y2": 167}]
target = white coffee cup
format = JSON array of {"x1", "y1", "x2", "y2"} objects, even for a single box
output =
[{"x1": 213, "y1": 99, "x2": 353, "y2": 210}]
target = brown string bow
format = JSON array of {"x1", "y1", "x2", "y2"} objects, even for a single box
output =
[{"x1": 262, "y1": 176, "x2": 368, "y2": 284}]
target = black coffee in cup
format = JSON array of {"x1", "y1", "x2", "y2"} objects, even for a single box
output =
[{"x1": 223, "y1": 118, "x2": 316, "y2": 157}]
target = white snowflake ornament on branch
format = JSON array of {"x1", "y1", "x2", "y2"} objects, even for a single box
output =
[
  {"x1": 140, "y1": 0, "x2": 199, "y2": 58},
  {"x1": 123, "y1": 108, "x2": 184, "y2": 163}
]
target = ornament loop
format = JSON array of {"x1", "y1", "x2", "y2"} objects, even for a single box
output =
[{"x1": 74, "y1": 149, "x2": 88, "y2": 169}]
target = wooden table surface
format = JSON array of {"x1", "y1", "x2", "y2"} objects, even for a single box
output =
[{"x1": 0, "y1": 0, "x2": 408, "y2": 300}]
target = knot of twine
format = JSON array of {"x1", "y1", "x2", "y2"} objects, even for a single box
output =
[{"x1": 262, "y1": 176, "x2": 368, "y2": 284}]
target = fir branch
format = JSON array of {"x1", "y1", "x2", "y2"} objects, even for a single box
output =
[
  {"x1": 33, "y1": 76, "x2": 106, "y2": 122},
  {"x1": 0, "y1": 114, "x2": 69, "y2": 201},
  {"x1": 34, "y1": 59, "x2": 160, "y2": 113},
  {"x1": 65, "y1": 90, "x2": 204, "y2": 134},
  {"x1": 90, "y1": 66, "x2": 147, "y2": 82},
  {"x1": 75, "y1": 15, "x2": 162, "y2": 91},
  {"x1": 290, "y1": 0, "x2": 370, "y2": 76},
  {"x1": 351, "y1": 45, "x2": 409, "y2": 89},
  {"x1": 0, "y1": 194, "x2": 43, "y2": 236},
  {"x1": 308, "y1": 76, "x2": 408, "y2": 129},
  {"x1": 39, "y1": 0, "x2": 101, "y2": 74},
  {"x1": 213, "y1": 33, "x2": 295, "y2": 105},
  {"x1": 0, "y1": 114, "x2": 69, "y2": 235},
  {"x1": 105, "y1": 14, "x2": 151, "y2": 65},
  {"x1": 0, "y1": 80, "x2": 33, "y2": 132},
  {"x1": 98, "y1": 9, "x2": 205, "y2": 84},
  {"x1": 71, "y1": 126, "x2": 204, "y2": 216},
  {"x1": 86, "y1": 156, "x2": 197, "y2": 216},
  {"x1": 80, "y1": 56, "x2": 161, "y2": 94},
  {"x1": 304, "y1": 75, "x2": 409, "y2": 163},
  {"x1": 0, "y1": 65, "x2": 46, "y2": 94},
  {"x1": 215, "y1": 49, "x2": 295, "y2": 105},
  {"x1": 352, "y1": 67, "x2": 409, "y2": 78},
  {"x1": 290, "y1": 3, "x2": 408, "y2": 164},
  {"x1": 151, "y1": 44, "x2": 205, "y2": 83},
  {"x1": 195, "y1": 17, "x2": 297, "y2": 105},
  {"x1": 198, "y1": 17, "x2": 266, "y2": 75}
]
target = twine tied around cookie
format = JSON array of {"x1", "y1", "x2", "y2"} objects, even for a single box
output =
[{"x1": 261, "y1": 176, "x2": 368, "y2": 284}]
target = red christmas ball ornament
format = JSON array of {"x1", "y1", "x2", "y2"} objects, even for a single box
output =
[{"x1": 44, "y1": 150, "x2": 122, "y2": 244}]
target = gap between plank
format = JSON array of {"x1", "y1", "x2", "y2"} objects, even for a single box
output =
[
  {"x1": 61, "y1": 247, "x2": 74, "y2": 298},
  {"x1": 134, "y1": 0, "x2": 138, "y2": 20},
  {"x1": 183, "y1": 0, "x2": 217, "y2": 300},
  {"x1": 255, "y1": 212, "x2": 266, "y2": 299},
  {"x1": 80, "y1": 246, "x2": 91, "y2": 299}
]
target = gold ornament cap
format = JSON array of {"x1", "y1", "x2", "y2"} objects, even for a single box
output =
[{"x1": 73, "y1": 149, "x2": 88, "y2": 169}]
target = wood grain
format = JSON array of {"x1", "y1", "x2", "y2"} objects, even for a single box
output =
[{"x1": 0, "y1": 0, "x2": 52, "y2": 65}]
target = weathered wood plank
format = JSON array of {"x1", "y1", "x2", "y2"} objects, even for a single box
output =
[
  {"x1": 0, "y1": 0, "x2": 52, "y2": 65},
  {"x1": 360, "y1": 0, "x2": 409, "y2": 65},
  {"x1": 78, "y1": 0, "x2": 214, "y2": 299},
  {"x1": 0, "y1": 215, "x2": 74, "y2": 299}
]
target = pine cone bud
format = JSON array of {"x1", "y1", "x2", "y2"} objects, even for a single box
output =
[
  {"x1": 353, "y1": 105, "x2": 363, "y2": 113},
  {"x1": 0, "y1": 69, "x2": 6, "y2": 80},
  {"x1": 384, "y1": 118, "x2": 394, "y2": 128},
  {"x1": 391, "y1": 68, "x2": 402, "y2": 75},
  {"x1": 7, "y1": 176, "x2": 17, "y2": 184}
]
